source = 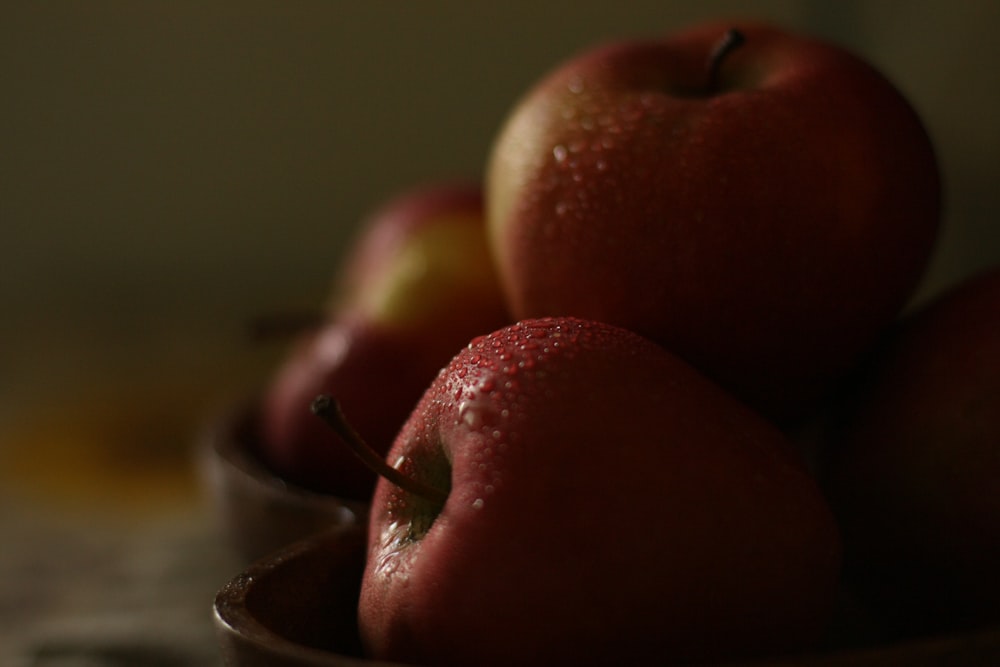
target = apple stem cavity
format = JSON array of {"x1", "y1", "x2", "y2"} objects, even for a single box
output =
[
  {"x1": 311, "y1": 394, "x2": 449, "y2": 505},
  {"x1": 706, "y1": 28, "x2": 746, "y2": 93}
]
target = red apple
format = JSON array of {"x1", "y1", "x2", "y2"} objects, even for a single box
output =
[
  {"x1": 258, "y1": 182, "x2": 511, "y2": 497},
  {"x1": 486, "y1": 20, "x2": 941, "y2": 421},
  {"x1": 821, "y1": 266, "x2": 1000, "y2": 636},
  {"x1": 355, "y1": 317, "x2": 842, "y2": 665}
]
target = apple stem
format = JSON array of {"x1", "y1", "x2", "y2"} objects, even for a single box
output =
[
  {"x1": 706, "y1": 28, "x2": 746, "y2": 93},
  {"x1": 311, "y1": 394, "x2": 449, "y2": 505}
]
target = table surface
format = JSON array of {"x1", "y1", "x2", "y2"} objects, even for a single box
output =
[
  {"x1": 0, "y1": 406, "x2": 245, "y2": 667},
  {"x1": 0, "y1": 318, "x2": 280, "y2": 667}
]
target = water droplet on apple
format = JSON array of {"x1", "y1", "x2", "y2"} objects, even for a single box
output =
[
  {"x1": 472, "y1": 498, "x2": 484, "y2": 510},
  {"x1": 567, "y1": 76, "x2": 584, "y2": 94},
  {"x1": 458, "y1": 394, "x2": 500, "y2": 432},
  {"x1": 552, "y1": 144, "x2": 568, "y2": 163},
  {"x1": 459, "y1": 401, "x2": 483, "y2": 429}
]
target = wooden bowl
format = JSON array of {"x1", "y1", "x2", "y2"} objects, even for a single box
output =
[{"x1": 198, "y1": 401, "x2": 368, "y2": 562}]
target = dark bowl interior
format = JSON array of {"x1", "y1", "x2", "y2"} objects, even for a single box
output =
[
  {"x1": 198, "y1": 401, "x2": 369, "y2": 563},
  {"x1": 213, "y1": 523, "x2": 403, "y2": 667}
]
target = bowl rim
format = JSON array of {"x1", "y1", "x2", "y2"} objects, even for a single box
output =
[
  {"x1": 213, "y1": 523, "x2": 410, "y2": 667},
  {"x1": 200, "y1": 398, "x2": 369, "y2": 517}
]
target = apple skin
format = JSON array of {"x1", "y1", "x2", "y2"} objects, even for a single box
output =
[
  {"x1": 486, "y1": 20, "x2": 941, "y2": 422},
  {"x1": 359, "y1": 317, "x2": 842, "y2": 666},
  {"x1": 259, "y1": 316, "x2": 458, "y2": 499},
  {"x1": 821, "y1": 266, "x2": 1000, "y2": 637},
  {"x1": 329, "y1": 182, "x2": 501, "y2": 327},
  {"x1": 258, "y1": 182, "x2": 511, "y2": 497}
]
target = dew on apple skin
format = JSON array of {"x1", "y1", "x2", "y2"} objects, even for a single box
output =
[
  {"x1": 457, "y1": 393, "x2": 501, "y2": 431},
  {"x1": 459, "y1": 401, "x2": 483, "y2": 429},
  {"x1": 472, "y1": 498, "x2": 484, "y2": 510},
  {"x1": 374, "y1": 532, "x2": 409, "y2": 580}
]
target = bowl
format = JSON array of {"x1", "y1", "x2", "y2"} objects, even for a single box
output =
[
  {"x1": 198, "y1": 400, "x2": 369, "y2": 562},
  {"x1": 213, "y1": 521, "x2": 1000, "y2": 667},
  {"x1": 213, "y1": 523, "x2": 407, "y2": 667}
]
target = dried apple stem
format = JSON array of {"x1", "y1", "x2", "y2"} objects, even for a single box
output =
[
  {"x1": 707, "y1": 28, "x2": 746, "y2": 93},
  {"x1": 311, "y1": 394, "x2": 449, "y2": 505}
]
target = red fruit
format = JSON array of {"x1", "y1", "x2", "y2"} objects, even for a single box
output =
[
  {"x1": 487, "y1": 20, "x2": 941, "y2": 421},
  {"x1": 359, "y1": 317, "x2": 842, "y2": 666},
  {"x1": 823, "y1": 266, "x2": 1000, "y2": 636},
  {"x1": 258, "y1": 182, "x2": 510, "y2": 496}
]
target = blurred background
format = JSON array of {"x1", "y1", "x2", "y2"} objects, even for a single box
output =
[{"x1": 1, "y1": 0, "x2": 999, "y2": 662}]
